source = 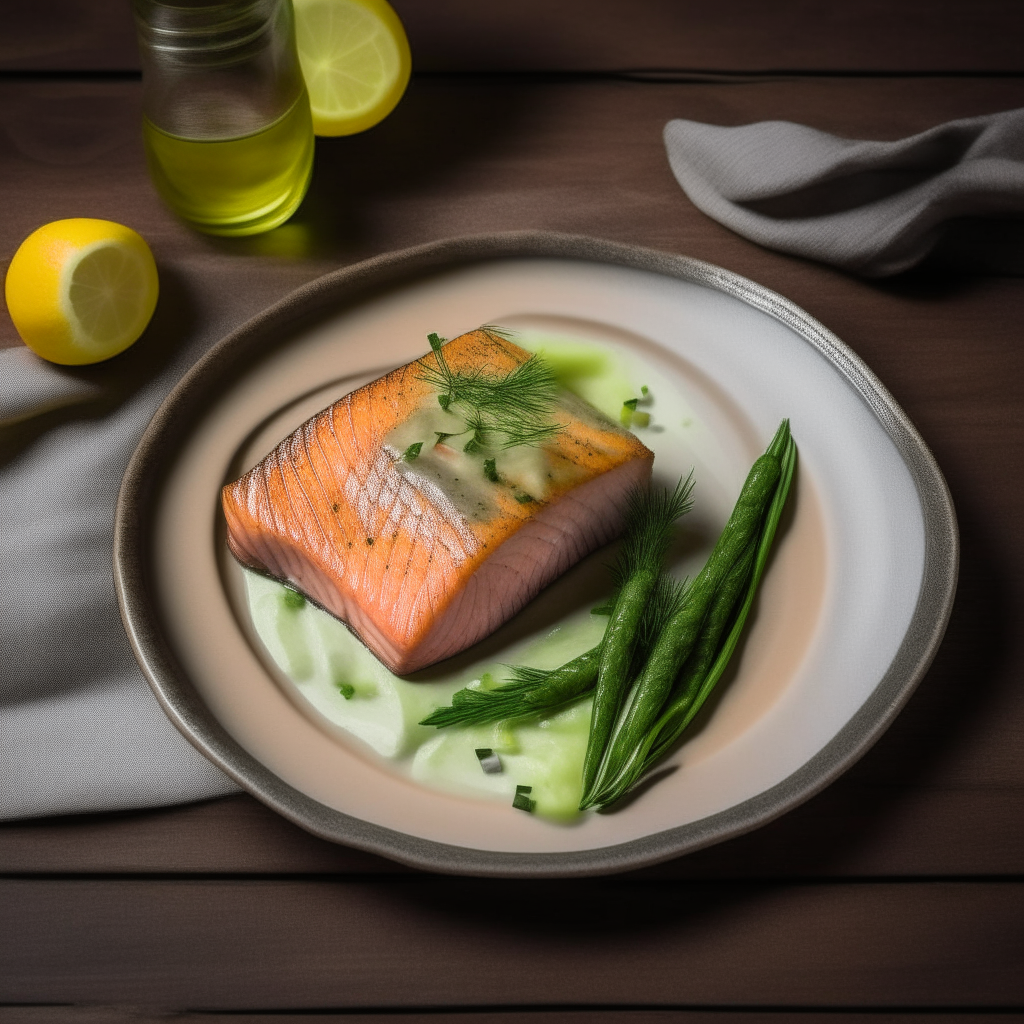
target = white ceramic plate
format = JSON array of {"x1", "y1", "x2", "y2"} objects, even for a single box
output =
[{"x1": 114, "y1": 233, "x2": 957, "y2": 876}]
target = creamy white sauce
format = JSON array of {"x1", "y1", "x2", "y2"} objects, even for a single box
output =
[{"x1": 243, "y1": 331, "x2": 730, "y2": 822}]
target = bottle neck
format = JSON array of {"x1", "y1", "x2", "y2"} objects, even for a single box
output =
[{"x1": 133, "y1": 0, "x2": 305, "y2": 140}]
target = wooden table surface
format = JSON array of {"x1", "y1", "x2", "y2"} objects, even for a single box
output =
[{"x1": 2, "y1": 2, "x2": 1023, "y2": 1020}]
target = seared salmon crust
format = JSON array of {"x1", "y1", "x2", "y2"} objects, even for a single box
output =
[{"x1": 222, "y1": 329, "x2": 653, "y2": 673}]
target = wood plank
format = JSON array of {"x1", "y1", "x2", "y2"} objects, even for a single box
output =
[
  {"x1": 2, "y1": 879, "x2": 1023, "y2": 1008},
  {"x1": 3, "y1": 0, "x2": 1024, "y2": 74},
  {"x1": 1, "y1": 76, "x2": 1022, "y2": 876},
  {"x1": 3, "y1": 1011, "x2": 1022, "y2": 1024}
]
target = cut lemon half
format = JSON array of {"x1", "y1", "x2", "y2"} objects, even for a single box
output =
[
  {"x1": 293, "y1": 0, "x2": 411, "y2": 136},
  {"x1": 5, "y1": 218, "x2": 158, "y2": 365}
]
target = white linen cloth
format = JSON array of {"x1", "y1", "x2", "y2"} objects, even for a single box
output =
[{"x1": 664, "y1": 108, "x2": 1024, "y2": 276}]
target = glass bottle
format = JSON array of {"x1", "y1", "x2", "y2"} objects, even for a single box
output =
[{"x1": 133, "y1": 0, "x2": 314, "y2": 237}]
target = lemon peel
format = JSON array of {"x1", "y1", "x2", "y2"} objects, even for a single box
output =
[
  {"x1": 293, "y1": 0, "x2": 411, "y2": 137},
  {"x1": 5, "y1": 218, "x2": 158, "y2": 366}
]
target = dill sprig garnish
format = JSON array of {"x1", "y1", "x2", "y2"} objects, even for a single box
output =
[{"x1": 417, "y1": 330, "x2": 562, "y2": 453}]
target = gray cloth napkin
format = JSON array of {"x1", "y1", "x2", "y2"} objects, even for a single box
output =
[
  {"x1": 664, "y1": 108, "x2": 1024, "y2": 276},
  {"x1": 1, "y1": 346, "x2": 238, "y2": 820}
]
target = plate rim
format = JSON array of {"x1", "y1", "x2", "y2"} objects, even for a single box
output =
[{"x1": 114, "y1": 230, "x2": 959, "y2": 877}]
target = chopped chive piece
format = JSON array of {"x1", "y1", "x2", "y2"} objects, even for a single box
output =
[
  {"x1": 514, "y1": 493, "x2": 536, "y2": 504},
  {"x1": 513, "y1": 785, "x2": 535, "y2": 812},
  {"x1": 632, "y1": 411, "x2": 651, "y2": 428},
  {"x1": 337, "y1": 683, "x2": 355, "y2": 700},
  {"x1": 427, "y1": 332, "x2": 446, "y2": 351},
  {"x1": 641, "y1": 385, "x2": 649, "y2": 396},
  {"x1": 623, "y1": 398, "x2": 639, "y2": 411},
  {"x1": 402, "y1": 442, "x2": 423, "y2": 462},
  {"x1": 475, "y1": 748, "x2": 503, "y2": 774},
  {"x1": 282, "y1": 589, "x2": 305, "y2": 610},
  {"x1": 483, "y1": 458, "x2": 499, "y2": 482}
]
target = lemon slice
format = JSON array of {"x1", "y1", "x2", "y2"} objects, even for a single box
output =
[
  {"x1": 293, "y1": 0, "x2": 411, "y2": 136},
  {"x1": 4, "y1": 218, "x2": 158, "y2": 365}
]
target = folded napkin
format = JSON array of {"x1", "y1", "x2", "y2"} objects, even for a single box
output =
[
  {"x1": 0, "y1": 345, "x2": 238, "y2": 820},
  {"x1": 664, "y1": 108, "x2": 1024, "y2": 276}
]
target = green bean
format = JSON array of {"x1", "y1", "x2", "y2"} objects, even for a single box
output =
[
  {"x1": 419, "y1": 567, "x2": 688, "y2": 729},
  {"x1": 596, "y1": 429, "x2": 798, "y2": 808},
  {"x1": 593, "y1": 536, "x2": 757, "y2": 807},
  {"x1": 418, "y1": 646, "x2": 600, "y2": 727},
  {"x1": 580, "y1": 477, "x2": 695, "y2": 795},
  {"x1": 581, "y1": 420, "x2": 789, "y2": 809}
]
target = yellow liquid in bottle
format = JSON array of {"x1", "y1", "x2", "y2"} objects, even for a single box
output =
[{"x1": 143, "y1": 92, "x2": 315, "y2": 237}]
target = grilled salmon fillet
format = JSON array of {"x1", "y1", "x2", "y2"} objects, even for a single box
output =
[{"x1": 222, "y1": 329, "x2": 653, "y2": 674}]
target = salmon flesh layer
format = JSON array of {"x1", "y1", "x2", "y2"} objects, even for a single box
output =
[{"x1": 222, "y1": 329, "x2": 653, "y2": 674}]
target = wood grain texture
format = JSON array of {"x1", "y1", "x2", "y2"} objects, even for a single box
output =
[
  {"x1": 5, "y1": 1014, "x2": 1023, "y2": 1024},
  {"x1": 3, "y1": 879, "x2": 1024, "y2": 1008},
  {"x1": 3, "y1": 72, "x2": 1024, "y2": 1012},
  {"x1": 2, "y1": 75, "x2": 1023, "y2": 881},
  {"x1": 3, "y1": 0, "x2": 1024, "y2": 73}
]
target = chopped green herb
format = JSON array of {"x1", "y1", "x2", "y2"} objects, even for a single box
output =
[
  {"x1": 641, "y1": 385, "x2": 649, "y2": 396},
  {"x1": 514, "y1": 493, "x2": 536, "y2": 504},
  {"x1": 418, "y1": 327, "x2": 562, "y2": 452},
  {"x1": 632, "y1": 412, "x2": 651, "y2": 428},
  {"x1": 513, "y1": 785, "x2": 536, "y2": 812},
  {"x1": 402, "y1": 442, "x2": 423, "y2": 462},
  {"x1": 623, "y1": 398, "x2": 639, "y2": 411},
  {"x1": 463, "y1": 429, "x2": 487, "y2": 454},
  {"x1": 281, "y1": 589, "x2": 305, "y2": 610},
  {"x1": 475, "y1": 748, "x2": 503, "y2": 774},
  {"x1": 337, "y1": 682, "x2": 355, "y2": 700},
  {"x1": 483, "y1": 458, "x2": 499, "y2": 483}
]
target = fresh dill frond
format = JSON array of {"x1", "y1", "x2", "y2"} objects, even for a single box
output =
[
  {"x1": 638, "y1": 573, "x2": 689, "y2": 651},
  {"x1": 479, "y1": 323, "x2": 517, "y2": 341},
  {"x1": 417, "y1": 330, "x2": 563, "y2": 452},
  {"x1": 498, "y1": 420, "x2": 562, "y2": 450},
  {"x1": 613, "y1": 476, "x2": 696, "y2": 583}
]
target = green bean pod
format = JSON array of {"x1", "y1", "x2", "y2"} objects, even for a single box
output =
[
  {"x1": 580, "y1": 567, "x2": 659, "y2": 794},
  {"x1": 419, "y1": 646, "x2": 600, "y2": 727},
  {"x1": 598, "y1": 430, "x2": 798, "y2": 807},
  {"x1": 580, "y1": 439, "x2": 783, "y2": 807},
  {"x1": 523, "y1": 645, "x2": 602, "y2": 709},
  {"x1": 593, "y1": 537, "x2": 758, "y2": 807}
]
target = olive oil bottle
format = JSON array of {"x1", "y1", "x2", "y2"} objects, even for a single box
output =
[
  {"x1": 143, "y1": 91, "x2": 314, "y2": 237},
  {"x1": 133, "y1": 0, "x2": 314, "y2": 237}
]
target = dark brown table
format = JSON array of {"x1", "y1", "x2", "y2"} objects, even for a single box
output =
[{"x1": 3, "y1": 2, "x2": 1023, "y2": 1019}]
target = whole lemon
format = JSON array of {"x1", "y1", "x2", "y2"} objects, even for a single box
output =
[{"x1": 5, "y1": 218, "x2": 159, "y2": 365}]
